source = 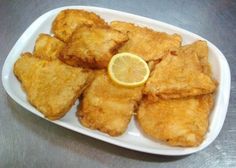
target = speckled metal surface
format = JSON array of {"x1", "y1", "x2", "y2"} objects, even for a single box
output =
[{"x1": 0, "y1": 0, "x2": 235, "y2": 167}]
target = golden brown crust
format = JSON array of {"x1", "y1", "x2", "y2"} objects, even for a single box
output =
[
  {"x1": 110, "y1": 21, "x2": 182, "y2": 61},
  {"x1": 52, "y1": 9, "x2": 107, "y2": 42},
  {"x1": 182, "y1": 40, "x2": 212, "y2": 76},
  {"x1": 137, "y1": 40, "x2": 216, "y2": 147},
  {"x1": 60, "y1": 25, "x2": 128, "y2": 69},
  {"x1": 144, "y1": 41, "x2": 216, "y2": 99},
  {"x1": 14, "y1": 54, "x2": 92, "y2": 120},
  {"x1": 137, "y1": 94, "x2": 214, "y2": 147},
  {"x1": 77, "y1": 70, "x2": 143, "y2": 136},
  {"x1": 33, "y1": 33, "x2": 65, "y2": 60}
]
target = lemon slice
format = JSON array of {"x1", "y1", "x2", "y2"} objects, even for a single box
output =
[{"x1": 108, "y1": 52, "x2": 150, "y2": 87}]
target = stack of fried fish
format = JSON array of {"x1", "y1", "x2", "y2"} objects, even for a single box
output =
[{"x1": 14, "y1": 9, "x2": 217, "y2": 147}]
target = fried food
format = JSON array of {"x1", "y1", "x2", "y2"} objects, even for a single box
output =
[
  {"x1": 182, "y1": 40, "x2": 211, "y2": 76},
  {"x1": 137, "y1": 95, "x2": 213, "y2": 147},
  {"x1": 60, "y1": 26, "x2": 128, "y2": 68},
  {"x1": 110, "y1": 21, "x2": 182, "y2": 61},
  {"x1": 13, "y1": 52, "x2": 39, "y2": 90},
  {"x1": 138, "y1": 40, "x2": 215, "y2": 147},
  {"x1": 52, "y1": 9, "x2": 107, "y2": 42},
  {"x1": 12, "y1": 9, "x2": 218, "y2": 148},
  {"x1": 77, "y1": 70, "x2": 143, "y2": 136},
  {"x1": 33, "y1": 34, "x2": 65, "y2": 60},
  {"x1": 144, "y1": 41, "x2": 216, "y2": 99},
  {"x1": 14, "y1": 53, "x2": 93, "y2": 120}
]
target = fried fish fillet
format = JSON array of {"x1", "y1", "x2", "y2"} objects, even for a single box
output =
[
  {"x1": 77, "y1": 70, "x2": 143, "y2": 136},
  {"x1": 14, "y1": 53, "x2": 93, "y2": 120},
  {"x1": 137, "y1": 95, "x2": 213, "y2": 147},
  {"x1": 52, "y1": 9, "x2": 107, "y2": 42},
  {"x1": 144, "y1": 41, "x2": 216, "y2": 99},
  {"x1": 110, "y1": 21, "x2": 182, "y2": 61},
  {"x1": 13, "y1": 52, "x2": 39, "y2": 90},
  {"x1": 60, "y1": 26, "x2": 128, "y2": 68},
  {"x1": 33, "y1": 34, "x2": 65, "y2": 60},
  {"x1": 182, "y1": 40, "x2": 211, "y2": 76}
]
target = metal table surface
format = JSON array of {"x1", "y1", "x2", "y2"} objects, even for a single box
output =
[{"x1": 0, "y1": 0, "x2": 235, "y2": 167}]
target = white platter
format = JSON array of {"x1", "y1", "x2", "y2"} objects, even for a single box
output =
[{"x1": 1, "y1": 6, "x2": 231, "y2": 156}]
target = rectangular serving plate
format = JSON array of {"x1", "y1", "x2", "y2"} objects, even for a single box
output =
[{"x1": 1, "y1": 6, "x2": 231, "y2": 156}]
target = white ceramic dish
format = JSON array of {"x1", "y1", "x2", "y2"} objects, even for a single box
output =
[{"x1": 2, "y1": 6, "x2": 231, "y2": 156}]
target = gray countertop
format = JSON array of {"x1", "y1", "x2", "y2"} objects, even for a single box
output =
[{"x1": 0, "y1": 0, "x2": 235, "y2": 167}]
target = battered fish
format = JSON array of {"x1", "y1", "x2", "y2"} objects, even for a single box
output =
[
  {"x1": 137, "y1": 95, "x2": 213, "y2": 147},
  {"x1": 77, "y1": 70, "x2": 143, "y2": 136},
  {"x1": 33, "y1": 34, "x2": 65, "y2": 60},
  {"x1": 182, "y1": 40, "x2": 211, "y2": 76},
  {"x1": 52, "y1": 9, "x2": 107, "y2": 42},
  {"x1": 144, "y1": 41, "x2": 216, "y2": 99},
  {"x1": 60, "y1": 26, "x2": 128, "y2": 68},
  {"x1": 110, "y1": 21, "x2": 182, "y2": 61},
  {"x1": 14, "y1": 53, "x2": 93, "y2": 120}
]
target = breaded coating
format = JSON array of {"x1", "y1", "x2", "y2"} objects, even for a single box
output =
[
  {"x1": 60, "y1": 26, "x2": 128, "y2": 68},
  {"x1": 13, "y1": 52, "x2": 38, "y2": 90},
  {"x1": 137, "y1": 95, "x2": 213, "y2": 147},
  {"x1": 182, "y1": 40, "x2": 211, "y2": 76},
  {"x1": 33, "y1": 34, "x2": 65, "y2": 60},
  {"x1": 138, "y1": 40, "x2": 215, "y2": 147},
  {"x1": 52, "y1": 9, "x2": 107, "y2": 42},
  {"x1": 110, "y1": 21, "x2": 182, "y2": 61},
  {"x1": 144, "y1": 41, "x2": 216, "y2": 99},
  {"x1": 14, "y1": 53, "x2": 93, "y2": 120},
  {"x1": 77, "y1": 70, "x2": 143, "y2": 136}
]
